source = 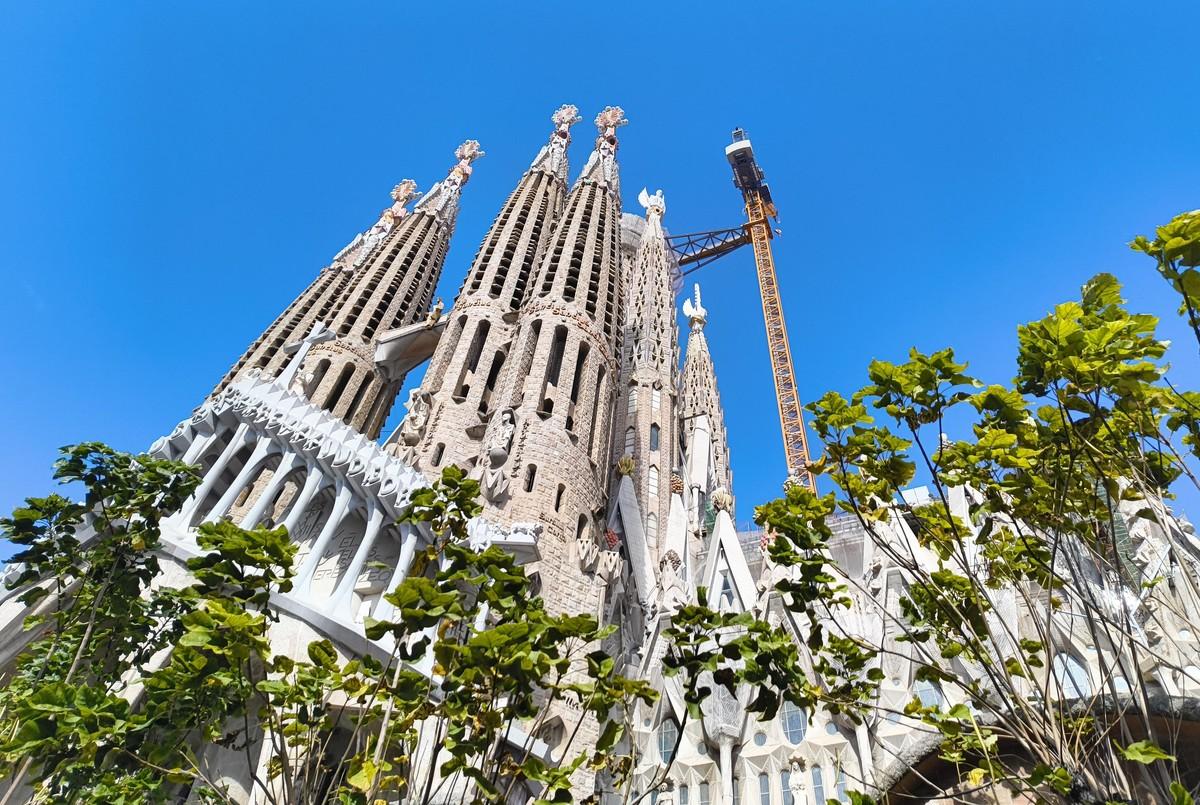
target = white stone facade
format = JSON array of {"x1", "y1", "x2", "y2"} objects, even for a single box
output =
[{"x1": 4, "y1": 106, "x2": 1199, "y2": 805}]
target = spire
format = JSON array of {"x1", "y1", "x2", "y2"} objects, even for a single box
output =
[
  {"x1": 579, "y1": 106, "x2": 626, "y2": 198},
  {"x1": 637, "y1": 187, "x2": 666, "y2": 224},
  {"x1": 682, "y1": 283, "x2": 708, "y2": 331},
  {"x1": 680, "y1": 282, "x2": 732, "y2": 492},
  {"x1": 413, "y1": 139, "x2": 485, "y2": 232},
  {"x1": 332, "y1": 178, "x2": 422, "y2": 270},
  {"x1": 529, "y1": 104, "x2": 583, "y2": 182}
]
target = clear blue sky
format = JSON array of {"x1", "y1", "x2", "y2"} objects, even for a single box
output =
[{"x1": 2, "y1": 2, "x2": 1199, "y2": 533}]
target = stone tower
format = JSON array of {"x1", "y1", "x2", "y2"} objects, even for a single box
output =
[
  {"x1": 386, "y1": 106, "x2": 582, "y2": 472},
  {"x1": 609, "y1": 189, "x2": 680, "y2": 568},
  {"x1": 214, "y1": 142, "x2": 483, "y2": 440},
  {"x1": 212, "y1": 179, "x2": 422, "y2": 395},
  {"x1": 473, "y1": 106, "x2": 629, "y2": 619},
  {"x1": 679, "y1": 284, "x2": 734, "y2": 522},
  {"x1": 299, "y1": 141, "x2": 484, "y2": 438}
]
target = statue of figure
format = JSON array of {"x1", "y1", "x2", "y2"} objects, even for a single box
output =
[
  {"x1": 788, "y1": 758, "x2": 810, "y2": 805},
  {"x1": 658, "y1": 552, "x2": 688, "y2": 614},
  {"x1": 477, "y1": 409, "x2": 516, "y2": 502},
  {"x1": 637, "y1": 187, "x2": 666, "y2": 218},
  {"x1": 398, "y1": 389, "x2": 432, "y2": 447},
  {"x1": 867, "y1": 553, "x2": 886, "y2": 595},
  {"x1": 424, "y1": 298, "x2": 445, "y2": 327}
]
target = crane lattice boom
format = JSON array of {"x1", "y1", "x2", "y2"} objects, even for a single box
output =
[{"x1": 667, "y1": 129, "x2": 814, "y2": 489}]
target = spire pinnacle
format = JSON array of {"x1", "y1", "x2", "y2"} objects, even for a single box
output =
[
  {"x1": 329, "y1": 178, "x2": 422, "y2": 269},
  {"x1": 683, "y1": 283, "x2": 708, "y2": 330},
  {"x1": 530, "y1": 104, "x2": 582, "y2": 180},
  {"x1": 414, "y1": 140, "x2": 485, "y2": 231},
  {"x1": 579, "y1": 106, "x2": 626, "y2": 197},
  {"x1": 637, "y1": 187, "x2": 666, "y2": 220}
]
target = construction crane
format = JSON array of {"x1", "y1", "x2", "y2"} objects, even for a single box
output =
[{"x1": 667, "y1": 129, "x2": 814, "y2": 489}]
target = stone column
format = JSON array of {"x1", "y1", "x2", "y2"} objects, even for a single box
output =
[
  {"x1": 719, "y1": 737, "x2": 734, "y2": 805},
  {"x1": 179, "y1": 424, "x2": 251, "y2": 523},
  {"x1": 240, "y1": 452, "x2": 301, "y2": 528},
  {"x1": 293, "y1": 482, "x2": 354, "y2": 597},
  {"x1": 280, "y1": 467, "x2": 326, "y2": 536},
  {"x1": 854, "y1": 722, "x2": 874, "y2": 789},
  {"x1": 203, "y1": 438, "x2": 277, "y2": 525},
  {"x1": 325, "y1": 503, "x2": 387, "y2": 619},
  {"x1": 368, "y1": 527, "x2": 420, "y2": 623}
]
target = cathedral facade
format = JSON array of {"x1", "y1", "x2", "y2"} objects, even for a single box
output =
[{"x1": 6, "y1": 106, "x2": 1199, "y2": 804}]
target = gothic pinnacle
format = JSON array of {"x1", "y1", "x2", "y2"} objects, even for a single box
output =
[
  {"x1": 578, "y1": 106, "x2": 626, "y2": 196},
  {"x1": 683, "y1": 283, "x2": 708, "y2": 330},
  {"x1": 413, "y1": 139, "x2": 484, "y2": 231},
  {"x1": 530, "y1": 104, "x2": 582, "y2": 179}
]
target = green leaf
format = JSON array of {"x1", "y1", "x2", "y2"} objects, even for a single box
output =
[{"x1": 1117, "y1": 740, "x2": 1175, "y2": 764}]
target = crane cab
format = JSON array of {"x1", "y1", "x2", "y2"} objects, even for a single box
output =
[{"x1": 725, "y1": 129, "x2": 776, "y2": 215}]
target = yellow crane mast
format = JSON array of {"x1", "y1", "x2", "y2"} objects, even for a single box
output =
[{"x1": 667, "y1": 129, "x2": 814, "y2": 489}]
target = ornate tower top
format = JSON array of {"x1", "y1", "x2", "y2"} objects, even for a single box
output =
[
  {"x1": 579, "y1": 105, "x2": 627, "y2": 197},
  {"x1": 530, "y1": 104, "x2": 583, "y2": 180},
  {"x1": 414, "y1": 140, "x2": 485, "y2": 231},
  {"x1": 683, "y1": 283, "x2": 707, "y2": 330},
  {"x1": 638, "y1": 187, "x2": 666, "y2": 220}
]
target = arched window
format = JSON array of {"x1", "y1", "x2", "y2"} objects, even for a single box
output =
[
  {"x1": 836, "y1": 768, "x2": 847, "y2": 802},
  {"x1": 679, "y1": 785, "x2": 689, "y2": 805},
  {"x1": 1052, "y1": 653, "x2": 1091, "y2": 699},
  {"x1": 652, "y1": 387, "x2": 661, "y2": 412},
  {"x1": 627, "y1": 386, "x2": 638, "y2": 417},
  {"x1": 781, "y1": 771, "x2": 792, "y2": 805},
  {"x1": 647, "y1": 514, "x2": 658, "y2": 542},
  {"x1": 524, "y1": 464, "x2": 538, "y2": 493},
  {"x1": 648, "y1": 465, "x2": 659, "y2": 500},
  {"x1": 732, "y1": 777, "x2": 740, "y2": 805},
  {"x1": 781, "y1": 700, "x2": 806, "y2": 744},
  {"x1": 657, "y1": 719, "x2": 678, "y2": 764},
  {"x1": 758, "y1": 773, "x2": 770, "y2": 805},
  {"x1": 811, "y1": 768, "x2": 824, "y2": 805},
  {"x1": 914, "y1": 678, "x2": 943, "y2": 708},
  {"x1": 699, "y1": 782, "x2": 710, "y2": 805},
  {"x1": 650, "y1": 424, "x2": 660, "y2": 451},
  {"x1": 624, "y1": 426, "x2": 635, "y2": 456},
  {"x1": 554, "y1": 484, "x2": 566, "y2": 512}
]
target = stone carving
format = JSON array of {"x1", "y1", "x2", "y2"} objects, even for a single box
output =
[
  {"x1": 711, "y1": 486, "x2": 733, "y2": 513},
  {"x1": 423, "y1": 298, "x2": 445, "y2": 327},
  {"x1": 476, "y1": 408, "x2": 515, "y2": 503},
  {"x1": 398, "y1": 390, "x2": 432, "y2": 447},
  {"x1": 595, "y1": 106, "x2": 628, "y2": 145},
  {"x1": 414, "y1": 141, "x2": 485, "y2": 227},
  {"x1": 658, "y1": 553, "x2": 688, "y2": 614},
  {"x1": 682, "y1": 283, "x2": 707, "y2": 330},
  {"x1": 552, "y1": 104, "x2": 582, "y2": 135},
  {"x1": 638, "y1": 187, "x2": 666, "y2": 218},
  {"x1": 867, "y1": 553, "x2": 885, "y2": 595},
  {"x1": 788, "y1": 757, "x2": 811, "y2": 805}
]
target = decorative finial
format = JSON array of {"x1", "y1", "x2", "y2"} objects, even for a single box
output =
[
  {"x1": 594, "y1": 106, "x2": 628, "y2": 149},
  {"x1": 390, "y1": 179, "x2": 420, "y2": 205},
  {"x1": 682, "y1": 283, "x2": 708, "y2": 330},
  {"x1": 447, "y1": 140, "x2": 485, "y2": 189},
  {"x1": 637, "y1": 187, "x2": 666, "y2": 219},
  {"x1": 711, "y1": 486, "x2": 734, "y2": 513},
  {"x1": 552, "y1": 104, "x2": 583, "y2": 136}
]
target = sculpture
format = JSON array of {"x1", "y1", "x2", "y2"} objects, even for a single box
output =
[
  {"x1": 637, "y1": 187, "x2": 666, "y2": 218},
  {"x1": 398, "y1": 389, "x2": 432, "y2": 447},
  {"x1": 788, "y1": 757, "x2": 811, "y2": 805},
  {"x1": 477, "y1": 408, "x2": 516, "y2": 502}
]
